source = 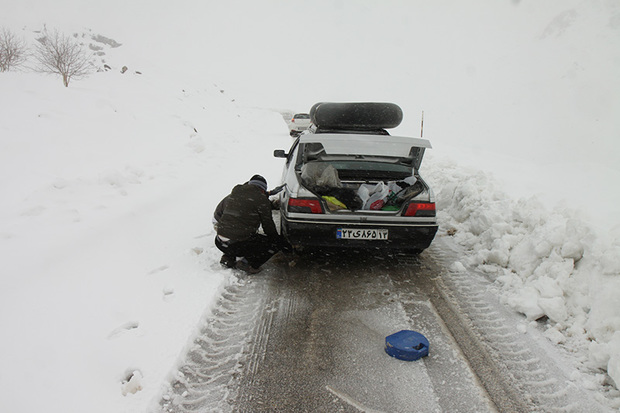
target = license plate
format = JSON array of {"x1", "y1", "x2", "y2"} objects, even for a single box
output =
[{"x1": 337, "y1": 228, "x2": 389, "y2": 240}]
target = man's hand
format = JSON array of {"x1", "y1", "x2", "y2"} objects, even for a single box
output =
[{"x1": 268, "y1": 184, "x2": 286, "y2": 197}]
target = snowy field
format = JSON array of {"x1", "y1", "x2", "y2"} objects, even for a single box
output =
[{"x1": 1, "y1": 0, "x2": 619, "y2": 412}]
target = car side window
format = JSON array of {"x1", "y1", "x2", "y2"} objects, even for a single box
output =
[{"x1": 286, "y1": 138, "x2": 300, "y2": 166}]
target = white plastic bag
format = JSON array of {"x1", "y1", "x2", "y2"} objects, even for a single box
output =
[
  {"x1": 387, "y1": 181, "x2": 402, "y2": 195},
  {"x1": 357, "y1": 184, "x2": 371, "y2": 207},
  {"x1": 357, "y1": 177, "x2": 418, "y2": 210},
  {"x1": 362, "y1": 182, "x2": 390, "y2": 210}
]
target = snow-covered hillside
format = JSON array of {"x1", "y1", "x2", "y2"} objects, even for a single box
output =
[
  {"x1": 0, "y1": 68, "x2": 291, "y2": 412},
  {"x1": 1, "y1": 0, "x2": 619, "y2": 412}
]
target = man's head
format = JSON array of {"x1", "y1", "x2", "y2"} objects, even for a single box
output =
[{"x1": 248, "y1": 175, "x2": 268, "y2": 192}]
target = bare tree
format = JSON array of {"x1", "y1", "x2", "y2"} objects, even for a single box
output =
[
  {"x1": 34, "y1": 29, "x2": 93, "y2": 87},
  {"x1": 0, "y1": 28, "x2": 28, "y2": 72}
]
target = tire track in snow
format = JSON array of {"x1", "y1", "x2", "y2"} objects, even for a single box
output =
[
  {"x1": 158, "y1": 236, "x2": 610, "y2": 412},
  {"x1": 158, "y1": 277, "x2": 272, "y2": 413},
  {"x1": 231, "y1": 251, "x2": 490, "y2": 412},
  {"x1": 403, "y1": 236, "x2": 610, "y2": 413}
]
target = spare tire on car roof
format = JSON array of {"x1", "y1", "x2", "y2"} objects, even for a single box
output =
[{"x1": 309, "y1": 102, "x2": 403, "y2": 130}]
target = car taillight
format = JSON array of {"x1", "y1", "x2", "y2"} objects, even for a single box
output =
[
  {"x1": 288, "y1": 198, "x2": 324, "y2": 214},
  {"x1": 403, "y1": 202, "x2": 436, "y2": 217}
]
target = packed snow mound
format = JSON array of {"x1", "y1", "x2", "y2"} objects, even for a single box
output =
[{"x1": 426, "y1": 155, "x2": 620, "y2": 393}]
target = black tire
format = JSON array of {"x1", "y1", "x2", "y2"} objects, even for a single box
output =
[{"x1": 309, "y1": 102, "x2": 403, "y2": 130}]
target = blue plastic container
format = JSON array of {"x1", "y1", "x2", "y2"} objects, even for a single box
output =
[{"x1": 385, "y1": 330, "x2": 429, "y2": 361}]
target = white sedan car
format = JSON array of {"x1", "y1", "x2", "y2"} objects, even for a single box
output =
[
  {"x1": 288, "y1": 113, "x2": 311, "y2": 137},
  {"x1": 274, "y1": 102, "x2": 437, "y2": 254}
]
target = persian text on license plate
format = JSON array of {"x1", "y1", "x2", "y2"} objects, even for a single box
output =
[{"x1": 336, "y1": 228, "x2": 388, "y2": 240}]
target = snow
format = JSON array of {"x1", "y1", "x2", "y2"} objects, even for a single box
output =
[{"x1": 1, "y1": 0, "x2": 619, "y2": 411}]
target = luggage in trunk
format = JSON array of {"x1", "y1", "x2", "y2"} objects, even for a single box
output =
[{"x1": 300, "y1": 162, "x2": 422, "y2": 212}]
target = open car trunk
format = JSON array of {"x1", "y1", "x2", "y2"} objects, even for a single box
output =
[
  {"x1": 295, "y1": 133, "x2": 433, "y2": 214},
  {"x1": 299, "y1": 162, "x2": 426, "y2": 213}
]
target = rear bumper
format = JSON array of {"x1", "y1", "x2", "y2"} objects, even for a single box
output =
[{"x1": 281, "y1": 215, "x2": 438, "y2": 252}]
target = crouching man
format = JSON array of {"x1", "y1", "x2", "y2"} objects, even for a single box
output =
[{"x1": 214, "y1": 174, "x2": 288, "y2": 274}]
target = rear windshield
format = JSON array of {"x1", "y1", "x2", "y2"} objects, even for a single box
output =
[
  {"x1": 327, "y1": 160, "x2": 412, "y2": 180},
  {"x1": 293, "y1": 113, "x2": 310, "y2": 119}
]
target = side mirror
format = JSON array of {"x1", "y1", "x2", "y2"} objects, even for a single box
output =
[{"x1": 273, "y1": 149, "x2": 287, "y2": 158}]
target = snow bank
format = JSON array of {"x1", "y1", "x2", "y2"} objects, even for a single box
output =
[{"x1": 427, "y1": 155, "x2": 620, "y2": 395}]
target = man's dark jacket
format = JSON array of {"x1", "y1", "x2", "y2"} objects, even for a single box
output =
[{"x1": 215, "y1": 183, "x2": 278, "y2": 242}]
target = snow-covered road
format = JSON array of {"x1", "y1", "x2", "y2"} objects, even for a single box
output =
[{"x1": 159, "y1": 235, "x2": 612, "y2": 412}]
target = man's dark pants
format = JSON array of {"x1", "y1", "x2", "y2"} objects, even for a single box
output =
[{"x1": 215, "y1": 234, "x2": 278, "y2": 269}]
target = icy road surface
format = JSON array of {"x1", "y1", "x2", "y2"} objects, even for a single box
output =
[{"x1": 159, "y1": 235, "x2": 611, "y2": 412}]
